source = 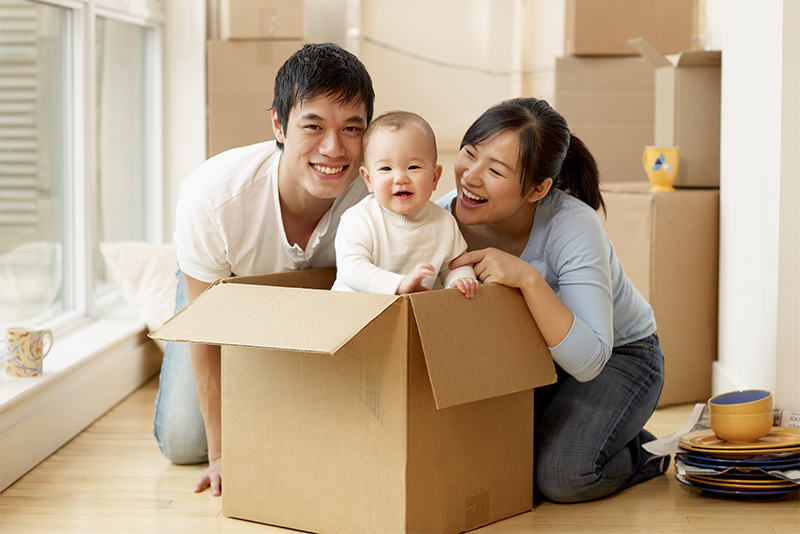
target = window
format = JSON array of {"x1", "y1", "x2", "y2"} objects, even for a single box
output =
[
  {"x1": 0, "y1": 0, "x2": 164, "y2": 333},
  {"x1": 0, "y1": 0, "x2": 69, "y2": 327},
  {"x1": 94, "y1": 15, "x2": 159, "y2": 299}
]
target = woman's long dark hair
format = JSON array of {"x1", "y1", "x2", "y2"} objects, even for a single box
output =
[{"x1": 461, "y1": 98, "x2": 605, "y2": 214}]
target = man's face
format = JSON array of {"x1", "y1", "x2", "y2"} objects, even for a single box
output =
[{"x1": 273, "y1": 94, "x2": 368, "y2": 202}]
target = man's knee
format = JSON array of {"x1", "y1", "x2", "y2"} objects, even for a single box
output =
[{"x1": 153, "y1": 423, "x2": 208, "y2": 465}]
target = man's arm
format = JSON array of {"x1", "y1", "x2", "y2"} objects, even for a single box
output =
[{"x1": 184, "y1": 273, "x2": 223, "y2": 496}]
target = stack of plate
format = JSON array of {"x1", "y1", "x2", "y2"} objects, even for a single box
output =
[{"x1": 675, "y1": 426, "x2": 800, "y2": 499}]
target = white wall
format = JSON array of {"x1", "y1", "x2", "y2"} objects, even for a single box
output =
[
  {"x1": 716, "y1": 0, "x2": 799, "y2": 411},
  {"x1": 306, "y1": 0, "x2": 349, "y2": 44},
  {"x1": 774, "y1": 0, "x2": 800, "y2": 412},
  {"x1": 521, "y1": 0, "x2": 565, "y2": 103},
  {"x1": 162, "y1": 0, "x2": 206, "y2": 242},
  {"x1": 356, "y1": 0, "x2": 565, "y2": 198},
  {"x1": 358, "y1": 0, "x2": 523, "y2": 149}
]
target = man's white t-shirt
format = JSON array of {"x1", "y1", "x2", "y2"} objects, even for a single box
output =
[{"x1": 174, "y1": 140, "x2": 368, "y2": 283}]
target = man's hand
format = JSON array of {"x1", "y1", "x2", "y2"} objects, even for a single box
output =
[
  {"x1": 396, "y1": 263, "x2": 435, "y2": 295},
  {"x1": 451, "y1": 277, "x2": 480, "y2": 298},
  {"x1": 194, "y1": 457, "x2": 222, "y2": 496}
]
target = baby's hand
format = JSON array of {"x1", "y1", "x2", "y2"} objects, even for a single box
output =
[
  {"x1": 451, "y1": 277, "x2": 479, "y2": 298},
  {"x1": 397, "y1": 263, "x2": 436, "y2": 295}
]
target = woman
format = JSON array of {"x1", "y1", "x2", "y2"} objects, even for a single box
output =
[{"x1": 443, "y1": 97, "x2": 668, "y2": 503}]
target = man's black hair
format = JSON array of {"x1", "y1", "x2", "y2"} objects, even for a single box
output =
[{"x1": 272, "y1": 43, "x2": 375, "y2": 149}]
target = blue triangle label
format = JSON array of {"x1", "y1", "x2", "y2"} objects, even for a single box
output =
[{"x1": 652, "y1": 153, "x2": 672, "y2": 172}]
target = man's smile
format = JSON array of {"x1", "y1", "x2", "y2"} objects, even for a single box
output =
[{"x1": 311, "y1": 164, "x2": 346, "y2": 175}]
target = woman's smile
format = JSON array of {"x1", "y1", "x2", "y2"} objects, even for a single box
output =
[{"x1": 461, "y1": 187, "x2": 487, "y2": 206}]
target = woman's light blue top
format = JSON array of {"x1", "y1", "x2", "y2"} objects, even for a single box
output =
[{"x1": 438, "y1": 188, "x2": 657, "y2": 382}]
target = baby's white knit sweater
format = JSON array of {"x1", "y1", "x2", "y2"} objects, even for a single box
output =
[{"x1": 331, "y1": 195, "x2": 476, "y2": 295}]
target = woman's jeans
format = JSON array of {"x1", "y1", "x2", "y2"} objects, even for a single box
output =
[
  {"x1": 534, "y1": 332, "x2": 667, "y2": 503},
  {"x1": 152, "y1": 270, "x2": 208, "y2": 464}
]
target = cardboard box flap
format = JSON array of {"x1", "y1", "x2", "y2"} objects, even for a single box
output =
[
  {"x1": 228, "y1": 268, "x2": 336, "y2": 290},
  {"x1": 150, "y1": 282, "x2": 398, "y2": 353},
  {"x1": 628, "y1": 37, "x2": 671, "y2": 68},
  {"x1": 670, "y1": 50, "x2": 721, "y2": 67},
  {"x1": 629, "y1": 37, "x2": 722, "y2": 69},
  {"x1": 409, "y1": 284, "x2": 556, "y2": 410}
]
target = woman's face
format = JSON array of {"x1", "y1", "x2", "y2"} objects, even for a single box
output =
[{"x1": 453, "y1": 129, "x2": 533, "y2": 227}]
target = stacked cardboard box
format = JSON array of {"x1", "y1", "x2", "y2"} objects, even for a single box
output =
[
  {"x1": 628, "y1": 38, "x2": 721, "y2": 188},
  {"x1": 601, "y1": 183, "x2": 720, "y2": 406},
  {"x1": 556, "y1": 0, "x2": 714, "y2": 186},
  {"x1": 207, "y1": 0, "x2": 306, "y2": 158},
  {"x1": 555, "y1": 55, "x2": 656, "y2": 184},
  {"x1": 555, "y1": 2, "x2": 722, "y2": 407},
  {"x1": 564, "y1": 0, "x2": 697, "y2": 56}
]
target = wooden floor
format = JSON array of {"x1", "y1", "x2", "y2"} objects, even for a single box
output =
[{"x1": 1, "y1": 377, "x2": 798, "y2": 534}]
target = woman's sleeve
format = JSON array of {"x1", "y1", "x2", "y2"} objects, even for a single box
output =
[
  {"x1": 334, "y1": 209, "x2": 405, "y2": 295},
  {"x1": 545, "y1": 209, "x2": 614, "y2": 382}
]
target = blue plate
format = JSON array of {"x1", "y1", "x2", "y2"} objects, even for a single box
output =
[
  {"x1": 677, "y1": 450, "x2": 800, "y2": 469},
  {"x1": 677, "y1": 453, "x2": 800, "y2": 471},
  {"x1": 699, "y1": 470, "x2": 790, "y2": 481},
  {"x1": 679, "y1": 465, "x2": 790, "y2": 481},
  {"x1": 676, "y1": 474, "x2": 800, "y2": 499}
]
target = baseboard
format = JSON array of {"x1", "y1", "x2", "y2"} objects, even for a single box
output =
[{"x1": 0, "y1": 318, "x2": 163, "y2": 492}]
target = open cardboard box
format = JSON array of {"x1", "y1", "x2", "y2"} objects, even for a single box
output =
[
  {"x1": 628, "y1": 37, "x2": 722, "y2": 188},
  {"x1": 151, "y1": 268, "x2": 556, "y2": 534}
]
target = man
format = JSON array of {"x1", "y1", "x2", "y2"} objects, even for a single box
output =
[{"x1": 153, "y1": 43, "x2": 374, "y2": 496}]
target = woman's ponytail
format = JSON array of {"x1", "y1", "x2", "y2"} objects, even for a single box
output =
[{"x1": 555, "y1": 134, "x2": 605, "y2": 215}]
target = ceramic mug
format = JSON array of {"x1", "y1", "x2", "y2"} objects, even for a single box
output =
[
  {"x1": 643, "y1": 146, "x2": 680, "y2": 192},
  {"x1": 5, "y1": 326, "x2": 53, "y2": 377}
]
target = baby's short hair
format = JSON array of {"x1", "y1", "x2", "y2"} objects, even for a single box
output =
[{"x1": 362, "y1": 110, "x2": 438, "y2": 163}]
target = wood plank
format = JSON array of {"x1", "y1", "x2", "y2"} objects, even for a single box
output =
[{"x1": 2, "y1": 376, "x2": 798, "y2": 534}]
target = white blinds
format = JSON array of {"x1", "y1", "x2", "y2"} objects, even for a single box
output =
[{"x1": 0, "y1": 0, "x2": 41, "y2": 241}]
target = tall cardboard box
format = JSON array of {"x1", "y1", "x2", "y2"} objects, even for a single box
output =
[
  {"x1": 220, "y1": 0, "x2": 306, "y2": 40},
  {"x1": 555, "y1": 56, "x2": 655, "y2": 183},
  {"x1": 601, "y1": 182, "x2": 719, "y2": 406},
  {"x1": 629, "y1": 38, "x2": 722, "y2": 188},
  {"x1": 565, "y1": 0, "x2": 697, "y2": 56},
  {"x1": 207, "y1": 40, "x2": 304, "y2": 158},
  {"x1": 151, "y1": 269, "x2": 557, "y2": 534}
]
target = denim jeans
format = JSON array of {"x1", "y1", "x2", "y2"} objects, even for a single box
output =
[
  {"x1": 533, "y1": 332, "x2": 667, "y2": 503},
  {"x1": 152, "y1": 270, "x2": 208, "y2": 464}
]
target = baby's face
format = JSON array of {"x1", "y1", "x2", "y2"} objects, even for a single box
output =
[{"x1": 361, "y1": 127, "x2": 441, "y2": 214}]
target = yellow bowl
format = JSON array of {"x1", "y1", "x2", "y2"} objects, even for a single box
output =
[
  {"x1": 708, "y1": 389, "x2": 772, "y2": 415},
  {"x1": 709, "y1": 412, "x2": 774, "y2": 443}
]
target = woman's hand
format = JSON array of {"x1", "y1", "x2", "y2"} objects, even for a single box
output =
[
  {"x1": 194, "y1": 457, "x2": 222, "y2": 496},
  {"x1": 453, "y1": 248, "x2": 574, "y2": 348},
  {"x1": 451, "y1": 248, "x2": 539, "y2": 291}
]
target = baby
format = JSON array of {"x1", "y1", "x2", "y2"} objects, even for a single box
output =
[{"x1": 331, "y1": 111, "x2": 479, "y2": 297}]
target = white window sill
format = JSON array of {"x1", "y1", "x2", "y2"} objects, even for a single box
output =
[
  {"x1": 0, "y1": 305, "x2": 148, "y2": 409},
  {"x1": 0, "y1": 304, "x2": 163, "y2": 491}
]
